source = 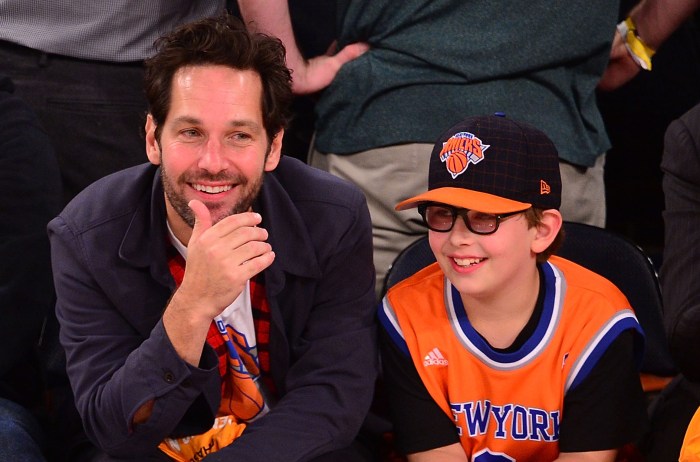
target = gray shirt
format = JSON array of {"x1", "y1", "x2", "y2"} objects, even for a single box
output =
[{"x1": 0, "y1": 1, "x2": 224, "y2": 61}]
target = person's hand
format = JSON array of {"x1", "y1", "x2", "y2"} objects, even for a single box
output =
[
  {"x1": 598, "y1": 29, "x2": 643, "y2": 92},
  {"x1": 176, "y1": 199, "x2": 275, "y2": 322},
  {"x1": 290, "y1": 41, "x2": 370, "y2": 95}
]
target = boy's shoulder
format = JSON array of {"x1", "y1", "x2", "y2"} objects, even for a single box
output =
[
  {"x1": 547, "y1": 255, "x2": 629, "y2": 307},
  {"x1": 386, "y1": 262, "x2": 443, "y2": 296}
]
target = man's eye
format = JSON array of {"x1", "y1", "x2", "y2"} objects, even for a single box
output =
[
  {"x1": 232, "y1": 133, "x2": 252, "y2": 142},
  {"x1": 181, "y1": 129, "x2": 200, "y2": 137}
]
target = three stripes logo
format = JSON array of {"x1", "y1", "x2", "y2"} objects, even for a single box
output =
[{"x1": 423, "y1": 347, "x2": 448, "y2": 367}]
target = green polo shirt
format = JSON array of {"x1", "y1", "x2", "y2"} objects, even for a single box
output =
[{"x1": 314, "y1": 0, "x2": 619, "y2": 167}]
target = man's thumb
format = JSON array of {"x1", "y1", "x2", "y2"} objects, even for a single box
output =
[{"x1": 188, "y1": 200, "x2": 212, "y2": 236}]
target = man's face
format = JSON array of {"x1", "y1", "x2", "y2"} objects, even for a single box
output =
[{"x1": 145, "y1": 65, "x2": 283, "y2": 240}]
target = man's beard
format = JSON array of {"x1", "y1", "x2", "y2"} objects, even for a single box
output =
[{"x1": 161, "y1": 166, "x2": 264, "y2": 228}]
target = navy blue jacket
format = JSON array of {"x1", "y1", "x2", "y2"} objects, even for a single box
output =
[{"x1": 48, "y1": 156, "x2": 378, "y2": 460}]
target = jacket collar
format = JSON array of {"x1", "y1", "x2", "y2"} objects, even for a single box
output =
[
  {"x1": 118, "y1": 166, "x2": 173, "y2": 288},
  {"x1": 117, "y1": 162, "x2": 322, "y2": 292}
]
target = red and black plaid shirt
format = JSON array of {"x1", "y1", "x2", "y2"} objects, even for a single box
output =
[{"x1": 167, "y1": 247, "x2": 276, "y2": 397}]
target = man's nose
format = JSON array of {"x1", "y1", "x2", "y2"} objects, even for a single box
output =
[{"x1": 198, "y1": 138, "x2": 226, "y2": 172}]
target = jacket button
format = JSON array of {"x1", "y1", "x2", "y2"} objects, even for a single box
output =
[{"x1": 164, "y1": 371, "x2": 175, "y2": 383}]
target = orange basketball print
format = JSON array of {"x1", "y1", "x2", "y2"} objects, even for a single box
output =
[
  {"x1": 439, "y1": 131, "x2": 490, "y2": 179},
  {"x1": 446, "y1": 150, "x2": 468, "y2": 177}
]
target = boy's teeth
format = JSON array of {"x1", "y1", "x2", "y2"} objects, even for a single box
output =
[{"x1": 454, "y1": 257, "x2": 483, "y2": 267}]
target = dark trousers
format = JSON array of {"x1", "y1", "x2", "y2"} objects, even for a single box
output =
[{"x1": 0, "y1": 40, "x2": 148, "y2": 206}]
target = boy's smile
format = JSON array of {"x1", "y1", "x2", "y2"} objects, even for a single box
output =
[{"x1": 429, "y1": 211, "x2": 539, "y2": 302}]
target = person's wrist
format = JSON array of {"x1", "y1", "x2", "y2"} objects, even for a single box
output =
[{"x1": 616, "y1": 16, "x2": 656, "y2": 70}]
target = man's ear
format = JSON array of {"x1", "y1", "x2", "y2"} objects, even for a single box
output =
[
  {"x1": 145, "y1": 114, "x2": 161, "y2": 165},
  {"x1": 531, "y1": 209, "x2": 563, "y2": 254},
  {"x1": 264, "y1": 129, "x2": 284, "y2": 172}
]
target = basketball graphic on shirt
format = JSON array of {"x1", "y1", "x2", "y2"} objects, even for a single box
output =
[
  {"x1": 439, "y1": 131, "x2": 490, "y2": 179},
  {"x1": 218, "y1": 323, "x2": 266, "y2": 422}
]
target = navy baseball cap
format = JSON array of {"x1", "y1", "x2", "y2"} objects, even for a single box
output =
[{"x1": 395, "y1": 114, "x2": 562, "y2": 213}]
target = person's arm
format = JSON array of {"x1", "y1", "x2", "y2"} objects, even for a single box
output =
[
  {"x1": 203, "y1": 178, "x2": 379, "y2": 461},
  {"x1": 598, "y1": 0, "x2": 700, "y2": 90},
  {"x1": 558, "y1": 331, "x2": 647, "y2": 458},
  {"x1": 378, "y1": 315, "x2": 462, "y2": 457},
  {"x1": 407, "y1": 443, "x2": 469, "y2": 462},
  {"x1": 555, "y1": 450, "x2": 616, "y2": 461},
  {"x1": 237, "y1": 0, "x2": 368, "y2": 94},
  {"x1": 162, "y1": 200, "x2": 273, "y2": 367},
  {"x1": 660, "y1": 103, "x2": 700, "y2": 381},
  {"x1": 49, "y1": 215, "x2": 222, "y2": 457}
]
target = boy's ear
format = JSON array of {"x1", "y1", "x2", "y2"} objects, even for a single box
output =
[{"x1": 531, "y1": 209, "x2": 563, "y2": 254}]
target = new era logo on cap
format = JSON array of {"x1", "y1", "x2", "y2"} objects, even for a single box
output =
[
  {"x1": 540, "y1": 180, "x2": 551, "y2": 195},
  {"x1": 395, "y1": 113, "x2": 562, "y2": 214}
]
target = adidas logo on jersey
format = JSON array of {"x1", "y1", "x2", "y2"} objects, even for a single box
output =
[{"x1": 423, "y1": 347, "x2": 448, "y2": 367}]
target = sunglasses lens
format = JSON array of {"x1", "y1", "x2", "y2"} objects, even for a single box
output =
[
  {"x1": 423, "y1": 205, "x2": 455, "y2": 231},
  {"x1": 466, "y1": 211, "x2": 499, "y2": 234}
]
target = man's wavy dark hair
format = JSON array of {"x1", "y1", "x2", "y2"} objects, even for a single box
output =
[{"x1": 144, "y1": 13, "x2": 293, "y2": 144}]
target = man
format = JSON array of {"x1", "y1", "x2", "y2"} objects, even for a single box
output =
[{"x1": 48, "y1": 14, "x2": 377, "y2": 461}]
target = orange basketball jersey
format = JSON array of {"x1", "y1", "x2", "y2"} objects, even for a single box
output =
[{"x1": 380, "y1": 256, "x2": 643, "y2": 461}]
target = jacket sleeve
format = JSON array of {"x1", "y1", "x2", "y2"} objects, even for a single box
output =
[
  {"x1": 206, "y1": 187, "x2": 379, "y2": 461},
  {"x1": 48, "y1": 215, "x2": 222, "y2": 458},
  {"x1": 660, "y1": 102, "x2": 700, "y2": 382}
]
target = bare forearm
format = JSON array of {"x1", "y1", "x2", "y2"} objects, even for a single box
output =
[
  {"x1": 628, "y1": 0, "x2": 700, "y2": 49},
  {"x1": 237, "y1": 0, "x2": 306, "y2": 71},
  {"x1": 407, "y1": 443, "x2": 469, "y2": 462},
  {"x1": 555, "y1": 449, "x2": 616, "y2": 462}
]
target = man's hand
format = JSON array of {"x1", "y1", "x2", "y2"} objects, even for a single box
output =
[
  {"x1": 598, "y1": 29, "x2": 643, "y2": 92},
  {"x1": 290, "y1": 41, "x2": 370, "y2": 95},
  {"x1": 163, "y1": 200, "x2": 275, "y2": 366},
  {"x1": 179, "y1": 199, "x2": 274, "y2": 315}
]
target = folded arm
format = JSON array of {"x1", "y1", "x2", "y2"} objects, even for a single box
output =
[
  {"x1": 599, "y1": 0, "x2": 700, "y2": 90},
  {"x1": 237, "y1": 0, "x2": 368, "y2": 94}
]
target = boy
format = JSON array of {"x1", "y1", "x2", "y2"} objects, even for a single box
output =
[{"x1": 379, "y1": 114, "x2": 648, "y2": 461}]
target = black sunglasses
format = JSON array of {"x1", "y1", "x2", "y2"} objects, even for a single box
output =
[{"x1": 418, "y1": 203, "x2": 523, "y2": 235}]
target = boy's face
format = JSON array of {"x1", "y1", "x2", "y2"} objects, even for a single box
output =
[{"x1": 428, "y1": 210, "x2": 539, "y2": 301}]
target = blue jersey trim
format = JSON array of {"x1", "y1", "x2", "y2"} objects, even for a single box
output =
[
  {"x1": 448, "y1": 262, "x2": 562, "y2": 368},
  {"x1": 567, "y1": 312, "x2": 644, "y2": 391},
  {"x1": 379, "y1": 297, "x2": 411, "y2": 357}
]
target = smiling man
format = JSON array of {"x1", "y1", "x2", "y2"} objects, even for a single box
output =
[{"x1": 48, "y1": 14, "x2": 377, "y2": 462}]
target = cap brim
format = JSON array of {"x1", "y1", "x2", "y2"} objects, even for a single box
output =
[{"x1": 395, "y1": 187, "x2": 532, "y2": 214}]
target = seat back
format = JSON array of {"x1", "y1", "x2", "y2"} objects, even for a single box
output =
[
  {"x1": 556, "y1": 221, "x2": 676, "y2": 376},
  {"x1": 382, "y1": 222, "x2": 677, "y2": 377},
  {"x1": 382, "y1": 236, "x2": 436, "y2": 295}
]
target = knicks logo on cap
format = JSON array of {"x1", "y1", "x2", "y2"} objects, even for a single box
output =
[{"x1": 439, "y1": 132, "x2": 490, "y2": 179}]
